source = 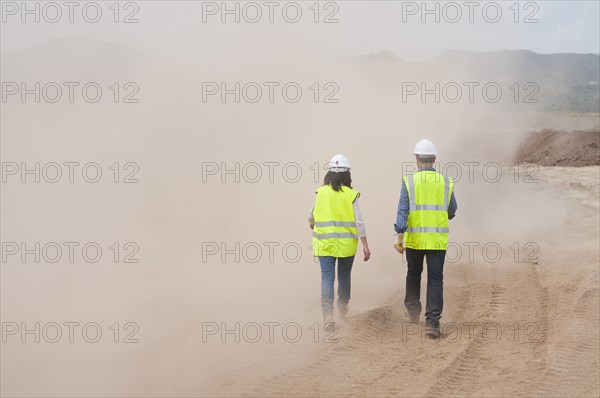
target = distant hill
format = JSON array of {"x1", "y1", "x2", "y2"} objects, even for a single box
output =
[
  {"x1": 434, "y1": 50, "x2": 599, "y2": 112},
  {"x1": 432, "y1": 49, "x2": 599, "y2": 86},
  {"x1": 348, "y1": 49, "x2": 600, "y2": 112}
]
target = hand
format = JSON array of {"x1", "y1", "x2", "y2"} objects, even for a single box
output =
[
  {"x1": 393, "y1": 233, "x2": 404, "y2": 254},
  {"x1": 309, "y1": 223, "x2": 314, "y2": 230},
  {"x1": 363, "y1": 246, "x2": 371, "y2": 261}
]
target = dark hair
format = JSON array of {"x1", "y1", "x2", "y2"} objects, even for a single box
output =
[
  {"x1": 416, "y1": 155, "x2": 436, "y2": 164},
  {"x1": 323, "y1": 171, "x2": 352, "y2": 191}
]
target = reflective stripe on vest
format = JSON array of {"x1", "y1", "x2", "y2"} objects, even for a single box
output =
[
  {"x1": 404, "y1": 171, "x2": 453, "y2": 250},
  {"x1": 313, "y1": 232, "x2": 359, "y2": 239},
  {"x1": 406, "y1": 227, "x2": 450, "y2": 233},
  {"x1": 312, "y1": 185, "x2": 360, "y2": 257},
  {"x1": 314, "y1": 221, "x2": 357, "y2": 228}
]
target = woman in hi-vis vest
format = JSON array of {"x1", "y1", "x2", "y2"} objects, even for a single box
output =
[{"x1": 308, "y1": 154, "x2": 371, "y2": 330}]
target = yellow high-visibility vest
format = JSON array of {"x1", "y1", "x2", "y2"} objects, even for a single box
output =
[
  {"x1": 312, "y1": 185, "x2": 360, "y2": 257},
  {"x1": 403, "y1": 171, "x2": 454, "y2": 250}
]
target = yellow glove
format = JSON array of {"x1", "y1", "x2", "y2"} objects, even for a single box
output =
[{"x1": 394, "y1": 233, "x2": 404, "y2": 254}]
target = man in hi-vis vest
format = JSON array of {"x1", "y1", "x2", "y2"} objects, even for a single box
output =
[{"x1": 394, "y1": 139, "x2": 458, "y2": 338}]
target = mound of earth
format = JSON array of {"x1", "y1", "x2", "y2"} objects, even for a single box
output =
[{"x1": 514, "y1": 129, "x2": 600, "y2": 166}]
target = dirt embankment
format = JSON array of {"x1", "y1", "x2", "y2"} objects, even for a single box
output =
[{"x1": 514, "y1": 129, "x2": 600, "y2": 166}]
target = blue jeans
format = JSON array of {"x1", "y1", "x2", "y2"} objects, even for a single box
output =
[
  {"x1": 319, "y1": 256, "x2": 355, "y2": 316},
  {"x1": 404, "y1": 248, "x2": 446, "y2": 327}
]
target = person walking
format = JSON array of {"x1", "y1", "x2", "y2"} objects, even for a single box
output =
[
  {"x1": 309, "y1": 154, "x2": 371, "y2": 329},
  {"x1": 394, "y1": 139, "x2": 457, "y2": 338}
]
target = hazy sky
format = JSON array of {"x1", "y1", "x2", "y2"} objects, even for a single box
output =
[{"x1": 1, "y1": 1, "x2": 599, "y2": 60}]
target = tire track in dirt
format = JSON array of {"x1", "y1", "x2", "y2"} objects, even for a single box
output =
[
  {"x1": 447, "y1": 264, "x2": 475, "y2": 323},
  {"x1": 425, "y1": 263, "x2": 548, "y2": 397},
  {"x1": 524, "y1": 287, "x2": 600, "y2": 397},
  {"x1": 512, "y1": 264, "x2": 551, "y2": 389},
  {"x1": 489, "y1": 264, "x2": 550, "y2": 396},
  {"x1": 425, "y1": 266, "x2": 497, "y2": 398}
]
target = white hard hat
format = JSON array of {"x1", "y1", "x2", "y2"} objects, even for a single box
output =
[
  {"x1": 327, "y1": 154, "x2": 351, "y2": 172},
  {"x1": 414, "y1": 139, "x2": 437, "y2": 156}
]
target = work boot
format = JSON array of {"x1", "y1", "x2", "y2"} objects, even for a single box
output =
[
  {"x1": 323, "y1": 313, "x2": 336, "y2": 332},
  {"x1": 337, "y1": 305, "x2": 348, "y2": 320},
  {"x1": 425, "y1": 323, "x2": 441, "y2": 339}
]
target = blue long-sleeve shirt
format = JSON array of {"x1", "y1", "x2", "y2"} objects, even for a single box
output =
[{"x1": 394, "y1": 168, "x2": 457, "y2": 234}]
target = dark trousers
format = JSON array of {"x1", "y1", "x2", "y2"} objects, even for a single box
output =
[{"x1": 404, "y1": 248, "x2": 446, "y2": 327}]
